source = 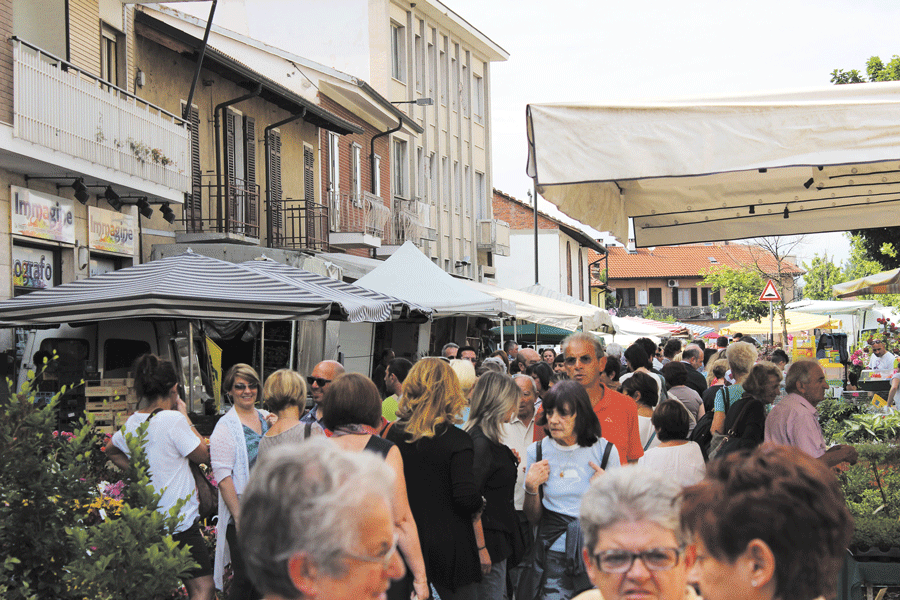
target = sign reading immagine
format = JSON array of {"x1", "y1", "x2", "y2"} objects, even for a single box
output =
[
  {"x1": 10, "y1": 186, "x2": 76, "y2": 244},
  {"x1": 89, "y1": 206, "x2": 137, "y2": 255}
]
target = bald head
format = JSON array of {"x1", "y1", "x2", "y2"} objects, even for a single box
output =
[
  {"x1": 517, "y1": 348, "x2": 541, "y2": 370},
  {"x1": 310, "y1": 360, "x2": 345, "y2": 404},
  {"x1": 513, "y1": 374, "x2": 536, "y2": 421}
]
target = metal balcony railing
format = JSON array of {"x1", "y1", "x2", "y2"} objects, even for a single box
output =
[
  {"x1": 267, "y1": 198, "x2": 329, "y2": 252},
  {"x1": 12, "y1": 38, "x2": 190, "y2": 193},
  {"x1": 179, "y1": 174, "x2": 260, "y2": 238},
  {"x1": 328, "y1": 190, "x2": 391, "y2": 239}
]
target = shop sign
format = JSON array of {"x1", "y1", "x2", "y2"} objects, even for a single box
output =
[
  {"x1": 10, "y1": 186, "x2": 76, "y2": 244},
  {"x1": 88, "y1": 207, "x2": 136, "y2": 255},
  {"x1": 12, "y1": 245, "x2": 55, "y2": 290}
]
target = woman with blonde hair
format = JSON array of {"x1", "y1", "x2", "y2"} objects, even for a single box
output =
[
  {"x1": 321, "y1": 374, "x2": 429, "y2": 600},
  {"x1": 258, "y1": 369, "x2": 318, "y2": 458},
  {"x1": 711, "y1": 342, "x2": 758, "y2": 435},
  {"x1": 465, "y1": 372, "x2": 522, "y2": 599},
  {"x1": 384, "y1": 358, "x2": 484, "y2": 600}
]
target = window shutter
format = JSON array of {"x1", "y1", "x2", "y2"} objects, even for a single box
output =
[
  {"x1": 268, "y1": 129, "x2": 283, "y2": 237},
  {"x1": 304, "y1": 146, "x2": 315, "y2": 201},
  {"x1": 672, "y1": 288, "x2": 678, "y2": 306},
  {"x1": 188, "y1": 105, "x2": 201, "y2": 229},
  {"x1": 691, "y1": 287, "x2": 698, "y2": 306},
  {"x1": 225, "y1": 112, "x2": 237, "y2": 227},
  {"x1": 244, "y1": 115, "x2": 257, "y2": 228}
]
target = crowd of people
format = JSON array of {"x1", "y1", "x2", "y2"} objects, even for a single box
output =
[{"x1": 106, "y1": 330, "x2": 862, "y2": 600}]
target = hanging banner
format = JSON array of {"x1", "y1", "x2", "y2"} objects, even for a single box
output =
[
  {"x1": 205, "y1": 336, "x2": 223, "y2": 412},
  {"x1": 10, "y1": 186, "x2": 76, "y2": 244},
  {"x1": 88, "y1": 207, "x2": 137, "y2": 255}
]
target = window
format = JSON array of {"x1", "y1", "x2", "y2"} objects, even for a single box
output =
[
  {"x1": 327, "y1": 132, "x2": 340, "y2": 196},
  {"x1": 701, "y1": 287, "x2": 710, "y2": 306},
  {"x1": 100, "y1": 24, "x2": 124, "y2": 88},
  {"x1": 473, "y1": 74, "x2": 484, "y2": 123},
  {"x1": 428, "y1": 40, "x2": 436, "y2": 95},
  {"x1": 350, "y1": 143, "x2": 361, "y2": 199},
  {"x1": 453, "y1": 161, "x2": 460, "y2": 213},
  {"x1": 268, "y1": 128, "x2": 283, "y2": 236},
  {"x1": 474, "y1": 171, "x2": 486, "y2": 219},
  {"x1": 182, "y1": 102, "x2": 201, "y2": 230},
  {"x1": 711, "y1": 290, "x2": 721, "y2": 305},
  {"x1": 464, "y1": 165, "x2": 470, "y2": 216},
  {"x1": 417, "y1": 147, "x2": 425, "y2": 199},
  {"x1": 578, "y1": 250, "x2": 584, "y2": 301},
  {"x1": 649, "y1": 287, "x2": 662, "y2": 306},
  {"x1": 393, "y1": 139, "x2": 408, "y2": 198},
  {"x1": 104, "y1": 339, "x2": 151, "y2": 372},
  {"x1": 617, "y1": 288, "x2": 636, "y2": 308},
  {"x1": 391, "y1": 23, "x2": 405, "y2": 82},
  {"x1": 442, "y1": 156, "x2": 449, "y2": 209},
  {"x1": 304, "y1": 145, "x2": 315, "y2": 201},
  {"x1": 451, "y1": 46, "x2": 458, "y2": 111},
  {"x1": 440, "y1": 40, "x2": 448, "y2": 105},
  {"x1": 429, "y1": 153, "x2": 438, "y2": 206},
  {"x1": 373, "y1": 155, "x2": 381, "y2": 197},
  {"x1": 677, "y1": 288, "x2": 691, "y2": 306},
  {"x1": 690, "y1": 287, "x2": 698, "y2": 306},
  {"x1": 223, "y1": 110, "x2": 257, "y2": 232},
  {"x1": 462, "y1": 61, "x2": 469, "y2": 116},
  {"x1": 414, "y1": 34, "x2": 424, "y2": 93}
]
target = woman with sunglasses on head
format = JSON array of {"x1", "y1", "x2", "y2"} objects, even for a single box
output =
[
  {"x1": 521, "y1": 380, "x2": 621, "y2": 600},
  {"x1": 210, "y1": 364, "x2": 271, "y2": 600}
]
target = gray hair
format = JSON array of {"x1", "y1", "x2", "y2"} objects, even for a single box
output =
[
  {"x1": 465, "y1": 371, "x2": 520, "y2": 444},
  {"x1": 605, "y1": 343, "x2": 624, "y2": 360},
  {"x1": 442, "y1": 342, "x2": 459, "y2": 356},
  {"x1": 785, "y1": 359, "x2": 822, "y2": 394},
  {"x1": 725, "y1": 341, "x2": 758, "y2": 376},
  {"x1": 580, "y1": 465, "x2": 685, "y2": 551},
  {"x1": 561, "y1": 332, "x2": 605, "y2": 359},
  {"x1": 240, "y1": 438, "x2": 394, "y2": 598}
]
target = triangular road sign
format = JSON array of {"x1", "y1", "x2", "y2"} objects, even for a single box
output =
[{"x1": 759, "y1": 280, "x2": 782, "y2": 302}]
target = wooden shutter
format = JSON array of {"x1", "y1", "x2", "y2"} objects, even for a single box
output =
[
  {"x1": 268, "y1": 129, "x2": 283, "y2": 236},
  {"x1": 187, "y1": 105, "x2": 201, "y2": 229},
  {"x1": 672, "y1": 287, "x2": 678, "y2": 306},
  {"x1": 304, "y1": 146, "x2": 315, "y2": 201},
  {"x1": 691, "y1": 287, "x2": 698, "y2": 306},
  {"x1": 244, "y1": 115, "x2": 257, "y2": 228},
  {"x1": 225, "y1": 112, "x2": 237, "y2": 228}
]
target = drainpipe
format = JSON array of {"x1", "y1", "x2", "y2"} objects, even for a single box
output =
[
  {"x1": 182, "y1": 0, "x2": 217, "y2": 120},
  {"x1": 264, "y1": 108, "x2": 306, "y2": 244},
  {"x1": 214, "y1": 84, "x2": 262, "y2": 230}
]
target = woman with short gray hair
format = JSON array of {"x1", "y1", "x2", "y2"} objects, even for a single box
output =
[
  {"x1": 575, "y1": 466, "x2": 697, "y2": 600},
  {"x1": 239, "y1": 439, "x2": 404, "y2": 600}
]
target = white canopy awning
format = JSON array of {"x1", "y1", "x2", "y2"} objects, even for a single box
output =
[
  {"x1": 526, "y1": 82, "x2": 900, "y2": 246},
  {"x1": 464, "y1": 281, "x2": 607, "y2": 332},
  {"x1": 517, "y1": 283, "x2": 616, "y2": 332},
  {"x1": 355, "y1": 242, "x2": 515, "y2": 318}
]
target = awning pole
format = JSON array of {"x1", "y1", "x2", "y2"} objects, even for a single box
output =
[
  {"x1": 499, "y1": 317, "x2": 504, "y2": 348},
  {"x1": 514, "y1": 319, "x2": 518, "y2": 345},
  {"x1": 189, "y1": 321, "x2": 195, "y2": 413}
]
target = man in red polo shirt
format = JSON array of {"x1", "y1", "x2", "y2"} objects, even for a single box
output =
[{"x1": 535, "y1": 332, "x2": 643, "y2": 464}]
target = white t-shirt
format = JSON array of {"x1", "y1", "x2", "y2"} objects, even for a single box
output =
[
  {"x1": 500, "y1": 416, "x2": 536, "y2": 511},
  {"x1": 638, "y1": 415, "x2": 661, "y2": 451},
  {"x1": 868, "y1": 351, "x2": 896, "y2": 371},
  {"x1": 112, "y1": 410, "x2": 202, "y2": 532},
  {"x1": 638, "y1": 442, "x2": 706, "y2": 488}
]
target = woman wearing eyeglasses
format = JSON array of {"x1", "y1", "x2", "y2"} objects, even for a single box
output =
[
  {"x1": 680, "y1": 446, "x2": 853, "y2": 600},
  {"x1": 210, "y1": 363, "x2": 270, "y2": 600},
  {"x1": 575, "y1": 466, "x2": 697, "y2": 600}
]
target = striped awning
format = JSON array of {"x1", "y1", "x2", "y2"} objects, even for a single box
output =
[
  {"x1": 240, "y1": 258, "x2": 431, "y2": 322},
  {"x1": 0, "y1": 251, "x2": 429, "y2": 327},
  {"x1": 674, "y1": 322, "x2": 716, "y2": 337}
]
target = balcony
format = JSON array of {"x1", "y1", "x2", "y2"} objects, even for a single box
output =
[
  {"x1": 10, "y1": 38, "x2": 190, "y2": 199},
  {"x1": 177, "y1": 174, "x2": 260, "y2": 242},
  {"x1": 328, "y1": 190, "x2": 390, "y2": 249},
  {"x1": 478, "y1": 219, "x2": 511, "y2": 257},
  {"x1": 266, "y1": 198, "x2": 329, "y2": 252}
]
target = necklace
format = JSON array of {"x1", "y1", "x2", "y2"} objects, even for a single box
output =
[{"x1": 556, "y1": 443, "x2": 578, "y2": 478}]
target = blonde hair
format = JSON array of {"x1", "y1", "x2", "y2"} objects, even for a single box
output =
[
  {"x1": 224, "y1": 363, "x2": 260, "y2": 392},
  {"x1": 262, "y1": 369, "x2": 306, "y2": 414},
  {"x1": 465, "y1": 372, "x2": 519, "y2": 444},
  {"x1": 726, "y1": 341, "x2": 758, "y2": 376},
  {"x1": 398, "y1": 358, "x2": 467, "y2": 442},
  {"x1": 449, "y1": 359, "x2": 477, "y2": 395}
]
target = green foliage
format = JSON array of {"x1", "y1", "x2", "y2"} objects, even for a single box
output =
[
  {"x1": 839, "y1": 413, "x2": 900, "y2": 444},
  {"x1": 700, "y1": 265, "x2": 767, "y2": 321},
  {"x1": 642, "y1": 305, "x2": 675, "y2": 322},
  {"x1": 802, "y1": 253, "x2": 844, "y2": 300},
  {"x1": 0, "y1": 364, "x2": 195, "y2": 600},
  {"x1": 839, "y1": 443, "x2": 900, "y2": 548},
  {"x1": 817, "y1": 397, "x2": 867, "y2": 444}
]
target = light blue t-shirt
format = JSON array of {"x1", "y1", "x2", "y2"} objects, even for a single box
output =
[{"x1": 526, "y1": 437, "x2": 620, "y2": 551}]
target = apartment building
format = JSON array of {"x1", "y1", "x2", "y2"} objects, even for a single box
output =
[{"x1": 183, "y1": 0, "x2": 510, "y2": 279}]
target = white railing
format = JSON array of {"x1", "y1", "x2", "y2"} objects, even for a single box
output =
[
  {"x1": 12, "y1": 39, "x2": 190, "y2": 193},
  {"x1": 391, "y1": 198, "x2": 429, "y2": 245},
  {"x1": 328, "y1": 190, "x2": 391, "y2": 239}
]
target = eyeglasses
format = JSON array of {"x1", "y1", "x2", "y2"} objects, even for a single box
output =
[
  {"x1": 306, "y1": 376, "x2": 332, "y2": 387},
  {"x1": 592, "y1": 547, "x2": 684, "y2": 573},
  {"x1": 343, "y1": 532, "x2": 400, "y2": 570},
  {"x1": 232, "y1": 382, "x2": 258, "y2": 391},
  {"x1": 462, "y1": 356, "x2": 477, "y2": 363}
]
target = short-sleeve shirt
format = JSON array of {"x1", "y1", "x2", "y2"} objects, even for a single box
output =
[
  {"x1": 714, "y1": 384, "x2": 744, "y2": 413},
  {"x1": 112, "y1": 410, "x2": 201, "y2": 532},
  {"x1": 764, "y1": 392, "x2": 827, "y2": 458}
]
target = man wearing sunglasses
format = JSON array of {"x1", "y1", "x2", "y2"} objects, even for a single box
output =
[
  {"x1": 575, "y1": 466, "x2": 697, "y2": 600},
  {"x1": 300, "y1": 360, "x2": 345, "y2": 430}
]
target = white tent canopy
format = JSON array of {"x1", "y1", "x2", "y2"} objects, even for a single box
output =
[
  {"x1": 526, "y1": 82, "x2": 900, "y2": 246},
  {"x1": 355, "y1": 242, "x2": 515, "y2": 318},
  {"x1": 518, "y1": 283, "x2": 616, "y2": 332},
  {"x1": 464, "y1": 280, "x2": 606, "y2": 332}
]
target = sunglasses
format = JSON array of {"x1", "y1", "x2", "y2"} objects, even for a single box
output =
[
  {"x1": 307, "y1": 376, "x2": 332, "y2": 387},
  {"x1": 232, "y1": 382, "x2": 258, "y2": 391}
]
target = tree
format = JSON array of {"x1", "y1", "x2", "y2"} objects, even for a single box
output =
[
  {"x1": 700, "y1": 265, "x2": 767, "y2": 322},
  {"x1": 832, "y1": 55, "x2": 900, "y2": 270},
  {"x1": 803, "y1": 253, "x2": 844, "y2": 300},
  {"x1": 842, "y1": 234, "x2": 900, "y2": 307}
]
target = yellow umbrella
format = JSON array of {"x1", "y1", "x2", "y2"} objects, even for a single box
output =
[
  {"x1": 720, "y1": 310, "x2": 841, "y2": 336},
  {"x1": 833, "y1": 268, "x2": 900, "y2": 298}
]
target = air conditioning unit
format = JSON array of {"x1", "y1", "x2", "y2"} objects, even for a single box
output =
[{"x1": 667, "y1": 279, "x2": 679, "y2": 288}]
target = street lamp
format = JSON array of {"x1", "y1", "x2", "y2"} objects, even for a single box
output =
[{"x1": 390, "y1": 98, "x2": 433, "y2": 106}]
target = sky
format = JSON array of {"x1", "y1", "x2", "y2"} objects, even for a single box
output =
[
  {"x1": 170, "y1": 0, "x2": 900, "y2": 269},
  {"x1": 437, "y1": 0, "x2": 900, "y2": 268}
]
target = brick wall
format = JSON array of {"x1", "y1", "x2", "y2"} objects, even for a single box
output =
[
  {"x1": 492, "y1": 190, "x2": 558, "y2": 230},
  {"x1": 0, "y1": 0, "x2": 12, "y2": 125}
]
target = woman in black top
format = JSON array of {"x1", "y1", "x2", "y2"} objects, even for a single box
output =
[
  {"x1": 465, "y1": 372, "x2": 521, "y2": 600},
  {"x1": 719, "y1": 362, "x2": 783, "y2": 456},
  {"x1": 322, "y1": 373, "x2": 429, "y2": 600},
  {"x1": 384, "y1": 358, "x2": 484, "y2": 600}
]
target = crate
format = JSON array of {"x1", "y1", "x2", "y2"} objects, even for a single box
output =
[{"x1": 84, "y1": 377, "x2": 134, "y2": 388}]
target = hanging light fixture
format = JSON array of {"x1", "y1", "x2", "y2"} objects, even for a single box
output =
[
  {"x1": 72, "y1": 178, "x2": 90, "y2": 204},
  {"x1": 137, "y1": 197, "x2": 153, "y2": 219},
  {"x1": 104, "y1": 186, "x2": 123, "y2": 211},
  {"x1": 783, "y1": 206, "x2": 790, "y2": 219},
  {"x1": 160, "y1": 202, "x2": 176, "y2": 224}
]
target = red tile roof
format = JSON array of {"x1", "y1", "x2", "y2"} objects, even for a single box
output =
[{"x1": 591, "y1": 244, "x2": 804, "y2": 281}]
